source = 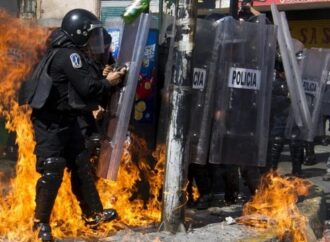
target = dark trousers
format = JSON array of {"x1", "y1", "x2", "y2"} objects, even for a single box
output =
[{"x1": 32, "y1": 110, "x2": 103, "y2": 223}]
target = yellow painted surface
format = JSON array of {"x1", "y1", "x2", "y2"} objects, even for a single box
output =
[{"x1": 289, "y1": 19, "x2": 330, "y2": 48}]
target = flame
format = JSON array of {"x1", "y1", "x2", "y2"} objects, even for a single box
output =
[
  {"x1": 192, "y1": 184, "x2": 199, "y2": 202},
  {"x1": 0, "y1": 10, "x2": 165, "y2": 241},
  {"x1": 239, "y1": 171, "x2": 311, "y2": 242}
]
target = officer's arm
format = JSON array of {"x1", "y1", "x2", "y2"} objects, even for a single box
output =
[{"x1": 62, "y1": 51, "x2": 112, "y2": 97}]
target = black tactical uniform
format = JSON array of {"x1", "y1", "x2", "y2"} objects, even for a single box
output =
[
  {"x1": 264, "y1": 54, "x2": 304, "y2": 176},
  {"x1": 265, "y1": 69, "x2": 290, "y2": 171},
  {"x1": 19, "y1": 9, "x2": 118, "y2": 242}
]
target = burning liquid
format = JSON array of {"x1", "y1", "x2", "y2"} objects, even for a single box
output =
[
  {"x1": 240, "y1": 171, "x2": 311, "y2": 242},
  {"x1": 0, "y1": 10, "x2": 163, "y2": 241}
]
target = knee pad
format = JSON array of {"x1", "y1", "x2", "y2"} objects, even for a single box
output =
[
  {"x1": 37, "y1": 157, "x2": 66, "y2": 190},
  {"x1": 43, "y1": 157, "x2": 66, "y2": 173}
]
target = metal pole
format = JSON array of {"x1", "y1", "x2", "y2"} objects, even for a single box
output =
[
  {"x1": 160, "y1": 0, "x2": 197, "y2": 233},
  {"x1": 229, "y1": 0, "x2": 238, "y2": 19}
]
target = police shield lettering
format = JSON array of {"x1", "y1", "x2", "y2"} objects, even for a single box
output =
[
  {"x1": 193, "y1": 67, "x2": 206, "y2": 89},
  {"x1": 187, "y1": 18, "x2": 217, "y2": 166},
  {"x1": 208, "y1": 16, "x2": 277, "y2": 167},
  {"x1": 228, "y1": 67, "x2": 261, "y2": 90},
  {"x1": 303, "y1": 79, "x2": 318, "y2": 96},
  {"x1": 286, "y1": 48, "x2": 330, "y2": 141},
  {"x1": 70, "y1": 53, "x2": 82, "y2": 69}
]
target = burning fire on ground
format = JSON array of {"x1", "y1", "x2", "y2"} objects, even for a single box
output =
[
  {"x1": 239, "y1": 171, "x2": 312, "y2": 242},
  {"x1": 0, "y1": 10, "x2": 164, "y2": 241}
]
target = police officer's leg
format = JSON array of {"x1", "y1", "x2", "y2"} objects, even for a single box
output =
[
  {"x1": 72, "y1": 150, "x2": 117, "y2": 226},
  {"x1": 70, "y1": 150, "x2": 103, "y2": 212},
  {"x1": 187, "y1": 164, "x2": 195, "y2": 207},
  {"x1": 67, "y1": 122, "x2": 117, "y2": 226},
  {"x1": 208, "y1": 164, "x2": 226, "y2": 206},
  {"x1": 224, "y1": 165, "x2": 239, "y2": 203},
  {"x1": 189, "y1": 163, "x2": 211, "y2": 210},
  {"x1": 33, "y1": 157, "x2": 66, "y2": 242},
  {"x1": 271, "y1": 137, "x2": 285, "y2": 170},
  {"x1": 32, "y1": 113, "x2": 69, "y2": 242},
  {"x1": 240, "y1": 165, "x2": 261, "y2": 196},
  {"x1": 264, "y1": 110, "x2": 287, "y2": 174},
  {"x1": 304, "y1": 140, "x2": 316, "y2": 166},
  {"x1": 267, "y1": 136, "x2": 284, "y2": 172},
  {"x1": 290, "y1": 139, "x2": 304, "y2": 177}
]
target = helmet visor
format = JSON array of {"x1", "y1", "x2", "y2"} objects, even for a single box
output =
[{"x1": 88, "y1": 28, "x2": 105, "y2": 54}]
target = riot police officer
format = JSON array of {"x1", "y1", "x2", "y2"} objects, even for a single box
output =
[
  {"x1": 265, "y1": 51, "x2": 290, "y2": 172},
  {"x1": 19, "y1": 9, "x2": 126, "y2": 242},
  {"x1": 264, "y1": 50, "x2": 305, "y2": 177}
]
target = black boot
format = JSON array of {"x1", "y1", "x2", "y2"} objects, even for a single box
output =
[
  {"x1": 84, "y1": 208, "x2": 118, "y2": 228},
  {"x1": 224, "y1": 165, "x2": 239, "y2": 204},
  {"x1": 34, "y1": 157, "x2": 65, "y2": 234},
  {"x1": 33, "y1": 222, "x2": 54, "y2": 242},
  {"x1": 270, "y1": 137, "x2": 284, "y2": 170},
  {"x1": 71, "y1": 151, "x2": 105, "y2": 219},
  {"x1": 209, "y1": 164, "x2": 225, "y2": 207},
  {"x1": 290, "y1": 140, "x2": 304, "y2": 177},
  {"x1": 187, "y1": 165, "x2": 195, "y2": 208},
  {"x1": 304, "y1": 141, "x2": 316, "y2": 166},
  {"x1": 241, "y1": 166, "x2": 261, "y2": 196},
  {"x1": 189, "y1": 163, "x2": 212, "y2": 210}
]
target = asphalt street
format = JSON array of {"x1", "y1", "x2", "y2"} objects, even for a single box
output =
[{"x1": 277, "y1": 143, "x2": 330, "y2": 220}]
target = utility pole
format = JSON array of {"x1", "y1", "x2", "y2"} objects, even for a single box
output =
[{"x1": 160, "y1": 0, "x2": 197, "y2": 233}]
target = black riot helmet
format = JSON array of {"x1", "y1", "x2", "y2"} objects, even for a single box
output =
[{"x1": 61, "y1": 8, "x2": 104, "y2": 53}]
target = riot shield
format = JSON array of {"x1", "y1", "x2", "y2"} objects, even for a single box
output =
[
  {"x1": 103, "y1": 17, "x2": 124, "y2": 59},
  {"x1": 97, "y1": 13, "x2": 152, "y2": 180},
  {"x1": 304, "y1": 49, "x2": 330, "y2": 141},
  {"x1": 208, "y1": 16, "x2": 276, "y2": 167},
  {"x1": 286, "y1": 49, "x2": 330, "y2": 141},
  {"x1": 319, "y1": 49, "x2": 330, "y2": 117},
  {"x1": 271, "y1": 4, "x2": 311, "y2": 132},
  {"x1": 186, "y1": 18, "x2": 216, "y2": 165}
]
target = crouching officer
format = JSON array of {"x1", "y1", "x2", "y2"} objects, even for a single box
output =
[{"x1": 19, "y1": 8, "x2": 126, "y2": 242}]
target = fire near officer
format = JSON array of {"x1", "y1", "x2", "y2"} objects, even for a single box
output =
[{"x1": 19, "y1": 9, "x2": 126, "y2": 242}]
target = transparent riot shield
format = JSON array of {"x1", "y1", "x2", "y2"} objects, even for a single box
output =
[
  {"x1": 186, "y1": 18, "x2": 216, "y2": 165},
  {"x1": 271, "y1": 4, "x2": 311, "y2": 133},
  {"x1": 208, "y1": 16, "x2": 276, "y2": 167},
  {"x1": 97, "y1": 13, "x2": 152, "y2": 180},
  {"x1": 305, "y1": 50, "x2": 330, "y2": 141},
  {"x1": 319, "y1": 49, "x2": 330, "y2": 117},
  {"x1": 286, "y1": 49, "x2": 330, "y2": 141},
  {"x1": 103, "y1": 17, "x2": 124, "y2": 59}
]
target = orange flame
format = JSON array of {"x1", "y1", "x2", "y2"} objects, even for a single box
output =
[
  {"x1": 239, "y1": 171, "x2": 311, "y2": 242},
  {"x1": 0, "y1": 10, "x2": 165, "y2": 241},
  {"x1": 192, "y1": 184, "x2": 199, "y2": 202}
]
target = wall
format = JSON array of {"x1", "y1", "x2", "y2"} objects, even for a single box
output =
[
  {"x1": 37, "y1": 0, "x2": 99, "y2": 27},
  {"x1": 0, "y1": 0, "x2": 18, "y2": 15}
]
